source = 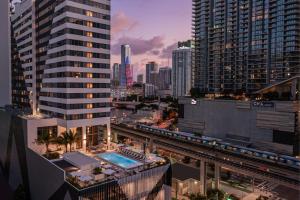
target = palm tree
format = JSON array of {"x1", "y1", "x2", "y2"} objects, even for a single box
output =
[
  {"x1": 35, "y1": 132, "x2": 52, "y2": 155},
  {"x1": 56, "y1": 131, "x2": 69, "y2": 152},
  {"x1": 67, "y1": 130, "x2": 78, "y2": 152}
]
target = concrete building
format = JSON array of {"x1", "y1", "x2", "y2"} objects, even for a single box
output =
[
  {"x1": 144, "y1": 83, "x2": 156, "y2": 98},
  {"x1": 146, "y1": 61, "x2": 158, "y2": 84},
  {"x1": 0, "y1": 0, "x2": 11, "y2": 108},
  {"x1": 178, "y1": 92, "x2": 300, "y2": 155},
  {"x1": 11, "y1": 0, "x2": 111, "y2": 151},
  {"x1": 120, "y1": 44, "x2": 133, "y2": 87},
  {"x1": 159, "y1": 67, "x2": 172, "y2": 90},
  {"x1": 112, "y1": 63, "x2": 120, "y2": 87},
  {"x1": 172, "y1": 46, "x2": 192, "y2": 98},
  {"x1": 137, "y1": 74, "x2": 143, "y2": 84},
  {"x1": 192, "y1": 0, "x2": 300, "y2": 93},
  {"x1": 172, "y1": 163, "x2": 201, "y2": 197}
]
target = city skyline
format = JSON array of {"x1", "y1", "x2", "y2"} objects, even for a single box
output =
[{"x1": 111, "y1": 0, "x2": 192, "y2": 80}]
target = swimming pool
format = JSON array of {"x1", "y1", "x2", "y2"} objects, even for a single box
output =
[{"x1": 97, "y1": 152, "x2": 143, "y2": 169}]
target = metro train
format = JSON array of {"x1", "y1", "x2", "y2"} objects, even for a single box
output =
[{"x1": 136, "y1": 124, "x2": 300, "y2": 169}]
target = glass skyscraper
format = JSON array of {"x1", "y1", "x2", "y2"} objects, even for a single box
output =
[
  {"x1": 120, "y1": 44, "x2": 133, "y2": 87},
  {"x1": 193, "y1": 0, "x2": 300, "y2": 93}
]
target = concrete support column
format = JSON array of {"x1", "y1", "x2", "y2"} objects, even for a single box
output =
[
  {"x1": 200, "y1": 160, "x2": 207, "y2": 196},
  {"x1": 214, "y1": 164, "x2": 220, "y2": 190},
  {"x1": 113, "y1": 131, "x2": 118, "y2": 143},
  {"x1": 107, "y1": 123, "x2": 111, "y2": 150},
  {"x1": 82, "y1": 127, "x2": 87, "y2": 152},
  {"x1": 149, "y1": 137, "x2": 154, "y2": 153}
]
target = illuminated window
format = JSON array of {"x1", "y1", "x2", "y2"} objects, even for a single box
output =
[
  {"x1": 87, "y1": 83, "x2": 93, "y2": 88},
  {"x1": 87, "y1": 104, "x2": 93, "y2": 109},
  {"x1": 86, "y1": 11, "x2": 93, "y2": 17},
  {"x1": 86, "y1": 52, "x2": 93, "y2": 58},
  {"x1": 86, "y1": 32, "x2": 93, "y2": 37},
  {"x1": 87, "y1": 93, "x2": 93, "y2": 99},
  {"x1": 87, "y1": 42, "x2": 93, "y2": 48},
  {"x1": 87, "y1": 113, "x2": 93, "y2": 119},
  {"x1": 87, "y1": 73, "x2": 93, "y2": 78},
  {"x1": 87, "y1": 21, "x2": 93, "y2": 27},
  {"x1": 86, "y1": 63, "x2": 93, "y2": 68}
]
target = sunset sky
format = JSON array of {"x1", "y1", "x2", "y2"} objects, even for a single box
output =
[{"x1": 111, "y1": 0, "x2": 192, "y2": 79}]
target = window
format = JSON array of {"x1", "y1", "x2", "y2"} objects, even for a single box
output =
[
  {"x1": 86, "y1": 32, "x2": 93, "y2": 37},
  {"x1": 86, "y1": 11, "x2": 93, "y2": 17},
  {"x1": 87, "y1": 42, "x2": 93, "y2": 48},
  {"x1": 87, "y1": 93, "x2": 93, "y2": 99},
  {"x1": 86, "y1": 52, "x2": 92, "y2": 58},
  {"x1": 87, "y1": 83, "x2": 93, "y2": 88},
  {"x1": 87, "y1": 73, "x2": 93, "y2": 78},
  {"x1": 87, "y1": 113, "x2": 93, "y2": 119}
]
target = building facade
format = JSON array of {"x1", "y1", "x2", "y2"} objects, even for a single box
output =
[
  {"x1": 112, "y1": 63, "x2": 120, "y2": 87},
  {"x1": 192, "y1": 0, "x2": 300, "y2": 94},
  {"x1": 172, "y1": 47, "x2": 192, "y2": 98},
  {"x1": 146, "y1": 61, "x2": 158, "y2": 84},
  {"x1": 144, "y1": 83, "x2": 156, "y2": 98},
  {"x1": 177, "y1": 95, "x2": 300, "y2": 156},
  {"x1": 0, "y1": 0, "x2": 11, "y2": 107},
  {"x1": 11, "y1": 0, "x2": 111, "y2": 150},
  {"x1": 158, "y1": 67, "x2": 172, "y2": 90},
  {"x1": 137, "y1": 74, "x2": 143, "y2": 84}
]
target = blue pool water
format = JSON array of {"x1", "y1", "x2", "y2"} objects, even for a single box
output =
[{"x1": 97, "y1": 152, "x2": 142, "y2": 169}]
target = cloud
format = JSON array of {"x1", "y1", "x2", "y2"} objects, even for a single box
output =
[
  {"x1": 112, "y1": 36, "x2": 165, "y2": 55},
  {"x1": 112, "y1": 12, "x2": 139, "y2": 35},
  {"x1": 150, "y1": 50, "x2": 160, "y2": 56},
  {"x1": 160, "y1": 42, "x2": 178, "y2": 59}
]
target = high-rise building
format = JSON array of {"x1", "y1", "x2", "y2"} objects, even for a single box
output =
[
  {"x1": 0, "y1": 0, "x2": 12, "y2": 107},
  {"x1": 120, "y1": 44, "x2": 133, "y2": 87},
  {"x1": 112, "y1": 63, "x2": 120, "y2": 87},
  {"x1": 172, "y1": 46, "x2": 192, "y2": 98},
  {"x1": 11, "y1": 0, "x2": 111, "y2": 147},
  {"x1": 158, "y1": 67, "x2": 172, "y2": 90},
  {"x1": 178, "y1": 40, "x2": 194, "y2": 48},
  {"x1": 146, "y1": 61, "x2": 158, "y2": 84},
  {"x1": 137, "y1": 74, "x2": 144, "y2": 84},
  {"x1": 192, "y1": 0, "x2": 300, "y2": 93}
]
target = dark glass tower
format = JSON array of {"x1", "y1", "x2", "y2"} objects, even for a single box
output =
[{"x1": 192, "y1": 0, "x2": 300, "y2": 93}]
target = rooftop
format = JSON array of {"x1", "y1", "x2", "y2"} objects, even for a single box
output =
[
  {"x1": 52, "y1": 145, "x2": 168, "y2": 190},
  {"x1": 172, "y1": 163, "x2": 200, "y2": 181}
]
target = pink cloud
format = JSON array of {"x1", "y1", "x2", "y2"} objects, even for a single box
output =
[
  {"x1": 112, "y1": 12, "x2": 139, "y2": 35},
  {"x1": 160, "y1": 42, "x2": 178, "y2": 59},
  {"x1": 112, "y1": 36, "x2": 165, "y2": 55}
]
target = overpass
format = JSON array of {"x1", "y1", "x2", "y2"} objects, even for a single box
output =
[{"x1": 111, "y1": 124, "x2": 300, "y2": 195}]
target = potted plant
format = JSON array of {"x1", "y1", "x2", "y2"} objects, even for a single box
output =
[{"x1": 93, "y1": 167, "x2": 104, "y2": 181}]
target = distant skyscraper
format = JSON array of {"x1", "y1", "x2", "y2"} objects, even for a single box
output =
[
  {"x1": 178, "y1": 40, "x2": 194, "y2": 48},
  {"x1": 112, "y1": 63, "x2": 120, "y2": 87},
  {"x1": 120, "y1": 44, "x2": 133, "y2": 87},
  {"x1": 159, "y1": 67, "x2": 172, "y2": 90},
  {"x1": 193, "y1": 0, "x2": 300, "y2": 93},
  {"x1": 172, "y1": 46, "x2": 192, "y2": 98},
  {"x1": 146, "y1": 62, "x2": 158, "y2": 84},
  {"x1": 137, "y1": 74, "x2": 144, "y2": 84}
]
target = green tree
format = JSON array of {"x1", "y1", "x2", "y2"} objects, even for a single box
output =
[
  {"x1": 66, "y1": 130, "x2": 79, "y2": 152},
  {"x1": 35, "y1": 132, "x2": 53, "y2": 155},
  {"x1": 56, "y1": 131, "x2": 69, "y2": 152}
]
